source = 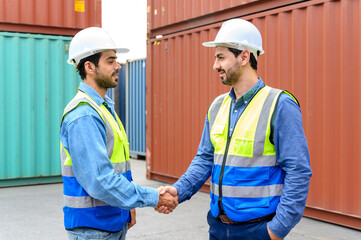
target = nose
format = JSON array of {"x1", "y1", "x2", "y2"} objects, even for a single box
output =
[
  {"x1": 115, "y1": 62, "x2": 121, "y2": 70},
  {"x1": 213, "y1": 59, "x2": 220, "y2": 71}
]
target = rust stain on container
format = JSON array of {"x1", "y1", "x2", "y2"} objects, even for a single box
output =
[
  {"x1": 0, "y1": 0, "x2": 101, "y2": 35},
  {"x1": 147, "y1": 0, "x2": 361, "y2": 230}
]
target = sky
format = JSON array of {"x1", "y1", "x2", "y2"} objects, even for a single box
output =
[{"x1": 102, "y1": 0, "x2": 147, "y2": 63}]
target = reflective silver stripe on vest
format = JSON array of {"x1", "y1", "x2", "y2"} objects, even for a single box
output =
[
  {"x1": 62, "y1": 165, "x2": 75, "y2": 177},
  {"x1": 60, "y1": 145, "x2": 75, "y2": 177},
  {"x1": 210, "y1": 182, "x2": 283, "y2": 198},
  {"x1": 113, "y1": 161, "x2": 131, "y2": 174},
  {"x1": 214, "y1": 154, "x2": 277, "y2": 167},
  {"x1": 253, "y1": 88, "x2": 281, "y2": 157},
  {"x1": 208, "y1": 93, "x2": 228, "y2": 132},
  {"x1": 62, "y1": 161, "x2": 130, "y2": 177},
  {"x1": 64, "y1": 195, "x2": 109, "y2": 208}
]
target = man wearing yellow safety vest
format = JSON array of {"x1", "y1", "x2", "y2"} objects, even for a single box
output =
[
  {"x1": 60, "y1": 27, "x2": 177, "y2": 240},
  {"x1": 157, "y1": 19, "x2": 312, "y2": 239}
]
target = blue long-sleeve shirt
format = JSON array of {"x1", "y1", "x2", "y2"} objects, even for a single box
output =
[
  {"x1": 60, "y1": 82, "x2": 159, "y2": 210},
  {"x1": 173, "y1": 78, "x2": 312, "y2": 238}
]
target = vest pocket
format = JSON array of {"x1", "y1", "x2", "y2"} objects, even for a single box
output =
[
  {"x1": 233, "y1": 137, "x2": 254, "y2": 157},
  {"x1": 211, "y1": 124, "x2": 226, "y2": 152}
]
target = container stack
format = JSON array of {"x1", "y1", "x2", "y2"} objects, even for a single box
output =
[
  {"x1": 146, "y1": 0, "x2": 361, "y2": 231},
  {"x1": 0, "y1": 0, "x2": 102, "y2": 187},
  {"x1": 116, "y1": 59, "x2": 146, "y2": 159}
]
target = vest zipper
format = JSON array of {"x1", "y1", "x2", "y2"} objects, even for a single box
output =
[
  {"x1": 218, "y1": 135, "x2": 231, "y2": 213},
  {"x1": 218, "y1": 105, "x2": 233, "y2": 214},
  {"x1": 216, "y1": 86, "x2": 265, "y2": 215}
]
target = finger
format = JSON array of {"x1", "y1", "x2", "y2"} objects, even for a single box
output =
[
  {"x1": 155, "y1": 205, "x2": 167, "y2": 213},
  {"x1": 158, "y1": 186, "x2": 166, "y2": 195}
]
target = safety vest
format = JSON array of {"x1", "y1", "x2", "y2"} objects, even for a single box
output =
[
  {"x1": 208, "y1": 86, "x2": 298, "y2": 222},
  {"x1": 60, "y1": 90, "x2": 131, "y2": 232}
]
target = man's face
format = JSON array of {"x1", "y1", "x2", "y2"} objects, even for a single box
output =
[
  {"x1": 213, "y1": 47, "x2": 241, "y2": 86},
  {"x1": 94, "y1": 50, "x2": 121, "y2": 89}
]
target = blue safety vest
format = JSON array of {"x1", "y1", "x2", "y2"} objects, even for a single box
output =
[{"x1": 207, "y1": 86, "x2": 298, "y2": 222}]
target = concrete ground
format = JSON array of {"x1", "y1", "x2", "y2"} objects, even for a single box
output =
[{"x1": 0, "y1": 159, "x2": 360, "y2": 240}]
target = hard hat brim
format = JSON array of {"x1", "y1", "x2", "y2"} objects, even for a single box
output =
[
  {"x1": 202, "y1": 41, "x2": 264, "y2": 56},
  {"x1": 116, "y1": 47, "x2": 130, "y2": 54},
  {"x1": 202, "y1": 41, "x2": 219, "y2": 47},
  {"x1": 67, "y1": 47, "x2": 130, "y2": 66}
]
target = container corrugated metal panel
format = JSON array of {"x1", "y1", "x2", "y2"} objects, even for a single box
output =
[
  {"x1": 147, "y1": 0, "x2": 306, "y2": 37},
  {"x1": 0, "y1": 0, "x2": 101, "y2": 35},
  {"x1": 0, "y1": 32, "x2": 80, "y2": 186},
  {"x1": 116, "y1": 64, "x2": 127, "y2": 130},
  {"x1": 127, "y1": 59, "x2": 146, "y2": 157},
  {"x1": 147, "y1": 0, "x2": 361, "y2": 230}
]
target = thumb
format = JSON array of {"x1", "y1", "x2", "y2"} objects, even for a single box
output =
[{"x1": 158, "y1": 186, "x2": 166, "y2": 195}]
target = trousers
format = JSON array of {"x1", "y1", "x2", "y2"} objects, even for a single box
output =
[{"x1": 67, "y1": 224, "x2": 128, "y2": 240}]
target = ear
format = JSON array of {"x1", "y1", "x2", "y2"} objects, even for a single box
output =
[
  {"x1": 239, "y1": 50, "x2": 251, "y2": 66},
  {"x1": 84, "y1": 61, "x2": 96, "y2": 76}
]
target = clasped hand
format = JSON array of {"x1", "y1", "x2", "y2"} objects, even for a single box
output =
[{"x1": 154, "y1": 186, "x2": 179, "y2": 214}]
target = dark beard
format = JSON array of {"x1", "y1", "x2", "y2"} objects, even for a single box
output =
[
  {"x1": 94, "y1": 70, "x2": 117, "y2": 89},
  {"x1": 95, "y1": 76, "x2": 117, "y2": 89},
  {"x1": 221, "y1": 62, "x2": 241, "y2": 86}
]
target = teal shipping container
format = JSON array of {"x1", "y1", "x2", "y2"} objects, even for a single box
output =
[{"x1": 0, "y1": 32, "x2": 80, "y2": 187}]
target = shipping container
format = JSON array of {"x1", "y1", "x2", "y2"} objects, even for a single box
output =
[
  {"x1": 115, "y1": 60, "x2": 146, "y2": 158},
  {"x1": 115, "y1": 63, "x2": 127, "y2": 129},
  {"x1": 127, "y1": 59, "x2": 146, "y2": 158},
  {"x1": 147, "y1": 0, "x2": 305, "y2": 38},
  {"x1": 147, "y1": 0, "x2": 361, "y2": 230},
  {"x1": 0, "y1": 32, "x2": 80, "y2": 187},
  {"x1": 0, "y1": 0, "x2": 101, "y2": 35}
]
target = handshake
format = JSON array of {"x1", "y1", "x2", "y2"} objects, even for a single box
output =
[{"x1": 155, "y1": 186, "x2": 179, "y2": 214}]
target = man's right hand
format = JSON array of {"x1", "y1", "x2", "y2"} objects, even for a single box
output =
[{"x1": 155, "y1": 186, "x2": 179, "y2": 214}]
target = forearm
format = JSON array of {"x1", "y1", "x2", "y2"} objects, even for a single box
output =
[
  {"x1": 86, "y1": 173, "x2": 159, "y2": 209},
  {"x1": 67, "y1": 115, "x2": 159, "y2": 209},
  {"x1": 173, "y1": 155, "x2": 213, "y2": 203}
]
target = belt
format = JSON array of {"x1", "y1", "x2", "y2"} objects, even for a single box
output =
[{"x1": 218, "y1": 212, "x2": 276, "y2": 225}]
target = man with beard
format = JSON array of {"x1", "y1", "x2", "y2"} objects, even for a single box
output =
[
  {"x1": 60, "y1": 27, "x2": 177, "y2": 240},
  {"x1": 157, "y1": 19, "x2": 312, "y2": 240}
]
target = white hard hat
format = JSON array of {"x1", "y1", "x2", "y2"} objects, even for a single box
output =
[
  {"x1": 68, "y1": 27, "x2": 129, "y2": 67},
  {"x1": 202, "y1": 19, "x2": 264, "y2": 59}
]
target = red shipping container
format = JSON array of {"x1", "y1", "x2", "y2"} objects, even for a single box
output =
[
  {"x1": 147, "y1": 0, "x2": 304, "y2": 37},
  {"x1": 0, "y1": 0, "x2": 101, "y2": 35},
  {"x1": 146, "y1": 0, "x2": 361, "y2": 230}
]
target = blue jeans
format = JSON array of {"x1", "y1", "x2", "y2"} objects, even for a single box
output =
[
  {"x1": 207, "y1": 211, "x2": 271, "y2": 240},
  {"x1": 67, "y1": 224, "x2": 128, "y2": 240}
]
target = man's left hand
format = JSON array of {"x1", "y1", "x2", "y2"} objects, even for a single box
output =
[
  {"x1": 267, "y1": 226, "x2": 282, "y2": 240},
  {"x1": 128, "y1": 209, "x2": 136, "y2": 229}
]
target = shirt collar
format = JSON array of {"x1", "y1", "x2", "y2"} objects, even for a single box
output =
[
  {"x1": 79, "y1": 82, "x2": 114, "y2": 107},
  {"x1": 228, "y1": 77, "x2": 265, "y2": 104}
]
